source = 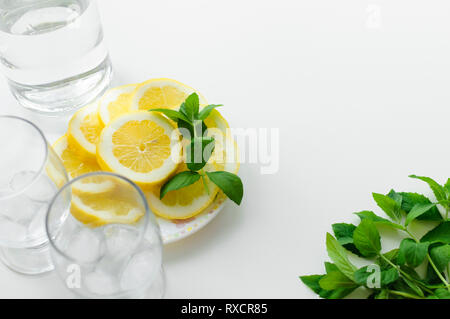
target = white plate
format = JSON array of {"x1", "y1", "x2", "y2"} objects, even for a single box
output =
[{"x1": 156, "y1": 193, "x2": 227, "y2": 244}]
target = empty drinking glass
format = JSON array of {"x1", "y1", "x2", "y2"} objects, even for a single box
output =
[
  {"x1": 0, "y1": 115, "x2": 68, "y2": 275},
  {"x1": 0, "y1": 0, "x2": 112, "y2": 114},
  {"x1": 46, "y1": 172, "x2": 165, "y2": 299}
]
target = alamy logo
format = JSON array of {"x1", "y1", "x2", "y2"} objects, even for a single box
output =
[
  {"x1": 366, "y1": 4, "x2": 382, "y2": 30},
  {"x1": 66, "y1": 264, "x2": 81, "y2": 289},
  {"x1": 366, "y1": 264, "x2": 381, "y2": 288}
]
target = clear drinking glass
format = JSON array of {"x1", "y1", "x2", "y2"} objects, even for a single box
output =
[
  {"x1": 46, "y1": 172, "x2": 165, "y2": 299},
  {"x1": 0, "y1": 0, "x2": 112, "y2": 115},
  {"x1": 0, "y1": 115, "x2": 68, "y2": 275}
]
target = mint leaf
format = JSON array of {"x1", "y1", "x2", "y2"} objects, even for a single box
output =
[
  {"x1": 374, "y1": 290, "x2": 390, "y2": 299},
  {"x1": 354, "y1": 266, "x2": 399, "y2": 287},
  {"x1": 324, "y1": 262, "x2": 339, "y2": 273},
  {"x1": 300, "y1": 274, "x2": 357, "y2": 299},
  {"x1": 148, "y1": 108, "x2": 189, "y2": 123},
  {"x1": 444, "y1": 178, "x2": 450, "y2": 196},
  {"x1": 421, "y1": 221, "x2": 450, "y2": 244},
  {"x1": 391, "y1": 192, "x2": 443, "y2": 221},
  {"x1": 429, "y1": 244, "x2": 450, "y2": 272},
  {"x1": 397, "y1": 238, "x2": 429, "y2": 267},
  {"x1": 354, "y1": 210, "x2": 404, "y2": 230},
  {"x1": 177, "y1": 119, "x2": 194, "y2": 139},
  {"x1": 198, "y1": 104, "x2": 222, "y2": 120},
  {"x1": 434, "y1": 288, "x2": 450, "y2": 299},
  {"x1": 319, "y1": 287, "x2": 358, "y2": 299},
  {"x1": 184, "y1": 93, "x2": 200, "y2": 122},
  {"x1": 332, "y1": 223, "x2": 362, "y2": 256},
  {"x1": 400, "y1": 277, "x2": 425, "y2": 297},
  {"x1": 332, "y1": 223, "x2": 355, "y2": 246},
  {"x1": 325, "y1": 233, "x2": 357, "y2": 281},
  {"x1": 372, "y1": 193, "x2": 403, "y2": 222},
  {"x1": 299, "y1": 275, "x2": 324, "y2": 294},
  {"x1": 405, "y1": 203, "x2": 437, "y2": 226},
  {"x1": 160, "y1": 171, "x2": 200, "y2": 199},
  {"x1": 319, "y1": 270, "x2": 358, "y2": 290},
  {"x1": 353, "y1": 219, "x2": 381, "y2": 257},
  {"x1": 409, "y1": 175, "x2": 447, "y2": 203},
  {"x1": 205, "y1": 171, "x2": 243, "y2": 205},
  {"x1": 186, "y1": 137, "x2": 215, "y2": 171},
  {"x1": 377, "y1": 249, "x2": 399, "y2": 269}
]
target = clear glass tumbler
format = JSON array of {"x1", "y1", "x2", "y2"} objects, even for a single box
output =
[
  {"x1": 46, "y1": 172, "x2": 165, "y2": 299},
  {"x1": 0, "y1": 0, "x2": 112, "y2": 115},
  {"x1": 0, "y1": 115, "x2": 68, "y2": 275}
]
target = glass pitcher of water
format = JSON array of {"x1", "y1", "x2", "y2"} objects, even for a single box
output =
[{"x1": 0, "y1": 0, "x2": 112, "y2": 115}]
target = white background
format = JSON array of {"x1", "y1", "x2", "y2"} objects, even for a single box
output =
[{"x1": 1, "y1": 0, "x2": 450, "y2": 298}]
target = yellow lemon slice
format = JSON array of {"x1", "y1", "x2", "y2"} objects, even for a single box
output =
[
  {"x1": 203, "y1": 109, "x2": 230, "y2": 135},
  {"x1": 70, "y1": 184, "x2": 145, "y2": 227},
  {"x1": 145, "y1": 162, "x2": 219, "y2": 220},
  {"x1": 68, "y1": 103, "x2": 104, "y2": 159},
  {"x1": 98, "y1": 84, "x2": 138, "y2": 126},
  {"x1": 52, "y1": 135, "x2": 113, "y2": 194},
  {"x1": 131, "y1": 78, "x2": 207, "y2": 111},
  {"x1": 97, "y1": 111, "x2": 182, "y2": 187}
]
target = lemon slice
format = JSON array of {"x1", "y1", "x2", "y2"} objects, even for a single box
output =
[
  {"x1": 52, "y1": 135, "x2": 113, "y2": 194},
  {"x1": 145, "y1": 162, "x2": 219, "y2": 220},
  {"x1": 131, "y1": 78, "x2": 207, "y2": 111},
  {"x1": 97, "y1": 111, "x2": 182, "y2": 186},
  {"x1": 70, "y1": 186, "x2": 145, "y2": 227},
  {"x1": 98, "y1": 84, "x2": 138, "y2": 126},
  {"x1": 68, "y1": 103, "x2": 104, "y2": 159},
  {"x1": 203, "y1": 109, "x2": 230, "y2": 135}
]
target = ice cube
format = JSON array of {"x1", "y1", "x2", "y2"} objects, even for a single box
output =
[
  {"x1": 66, "y1": 228, "x2": 105, "y2": 263},
  {"x1": 19, "y1": 173, "x2": 56, "y2": 203},
  {"x1": 0, "y1": 195, "x2": 36, "y2": 224},
  {"x1": 104, "y1": 225, "x2": 139, "y2": 258},
  {"x1": 84, "y1": 270, "x2": 119, "y2": 296},
  {"x1": 0, "y1": 216, "x2": 27, "y2": 243},
  {"x1": 27, "y1": 204, "x2": 48, "y2": 240},
  {"x1": 120, "y1": 249, "x2": 161, "y2": 291}
]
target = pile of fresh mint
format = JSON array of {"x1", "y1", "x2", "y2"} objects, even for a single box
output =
[
  {"x1": 149, "y1": 93, "x2": 243, "y2": 205},
  {"x1": 300, "y1": 175, "x2": 450, "y2": 299}
]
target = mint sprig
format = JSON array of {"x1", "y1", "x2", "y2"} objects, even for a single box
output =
[
  {"x1": 149, "y1": 93, "x2": 243, "y2": 205},
  {"x1": 300, "y1": 174, "x2": 450, "y2": 299}
]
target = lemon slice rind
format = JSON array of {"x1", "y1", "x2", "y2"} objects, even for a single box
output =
[
  {"x1": 68, "y1": 103, "x2": 103, "y2": 159},
  {"x1": 71, "y1": 194, "x2": 144, "y2": 227},
  {"x1": 52, "y1": 135, "x2": 114, "y2": 194},
  {"x1": 131, "y1": 78, "x2": 208, "y2": 111},
  {"x1": 98, "y1": 84, "x2": 139, "y2": 126}
]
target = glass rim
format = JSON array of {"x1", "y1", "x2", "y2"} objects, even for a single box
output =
[
  {"x1": 0, "y1": 115, "x2": 49, "y2": 201},
  {"x1": 45, "y1": 171, "x2": 151, "y2": 266},
  {"x1": 0, "y1": 0, "x2": 96, "y2": 38}
]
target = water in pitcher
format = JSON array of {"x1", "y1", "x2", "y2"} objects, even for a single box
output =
[{"x1": 0, "y1": 0, "x2": 112, "y2": 114}]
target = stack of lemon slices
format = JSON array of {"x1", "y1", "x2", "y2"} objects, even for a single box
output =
[{"x1": 53, "y1": 78, "x2": 239, "y2": 226}]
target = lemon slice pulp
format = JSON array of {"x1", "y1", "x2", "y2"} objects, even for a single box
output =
[{"x1": 97, "y1": 111, "x2": 182, "y2": 186}]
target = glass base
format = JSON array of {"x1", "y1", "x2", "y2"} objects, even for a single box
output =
[
  {"x1": 142, "y1": 267, "x2": 166, "y2": 299},
  {"x1": 8, "y1": 57, "x2": 113, "y2": 116},
  {"x1": 0, "y1": 242, "x2": 54, "y2": 276}
]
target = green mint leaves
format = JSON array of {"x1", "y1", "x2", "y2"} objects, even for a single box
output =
[
  {"x1": 160, "y1": 171, "x2": 201, "y2": 199},
  {"x1": 150, "y1": 93, "x2": 243, "y2": 205},
  {"x1": 353, "y1": 219, "x2": 381, "y2": 257},
  {"x1": 301, "y1": 174, "x2": 450, "y2": 299},
  {"x1": 206, "y1": 171, "x2": 244, "y2": 205}
]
